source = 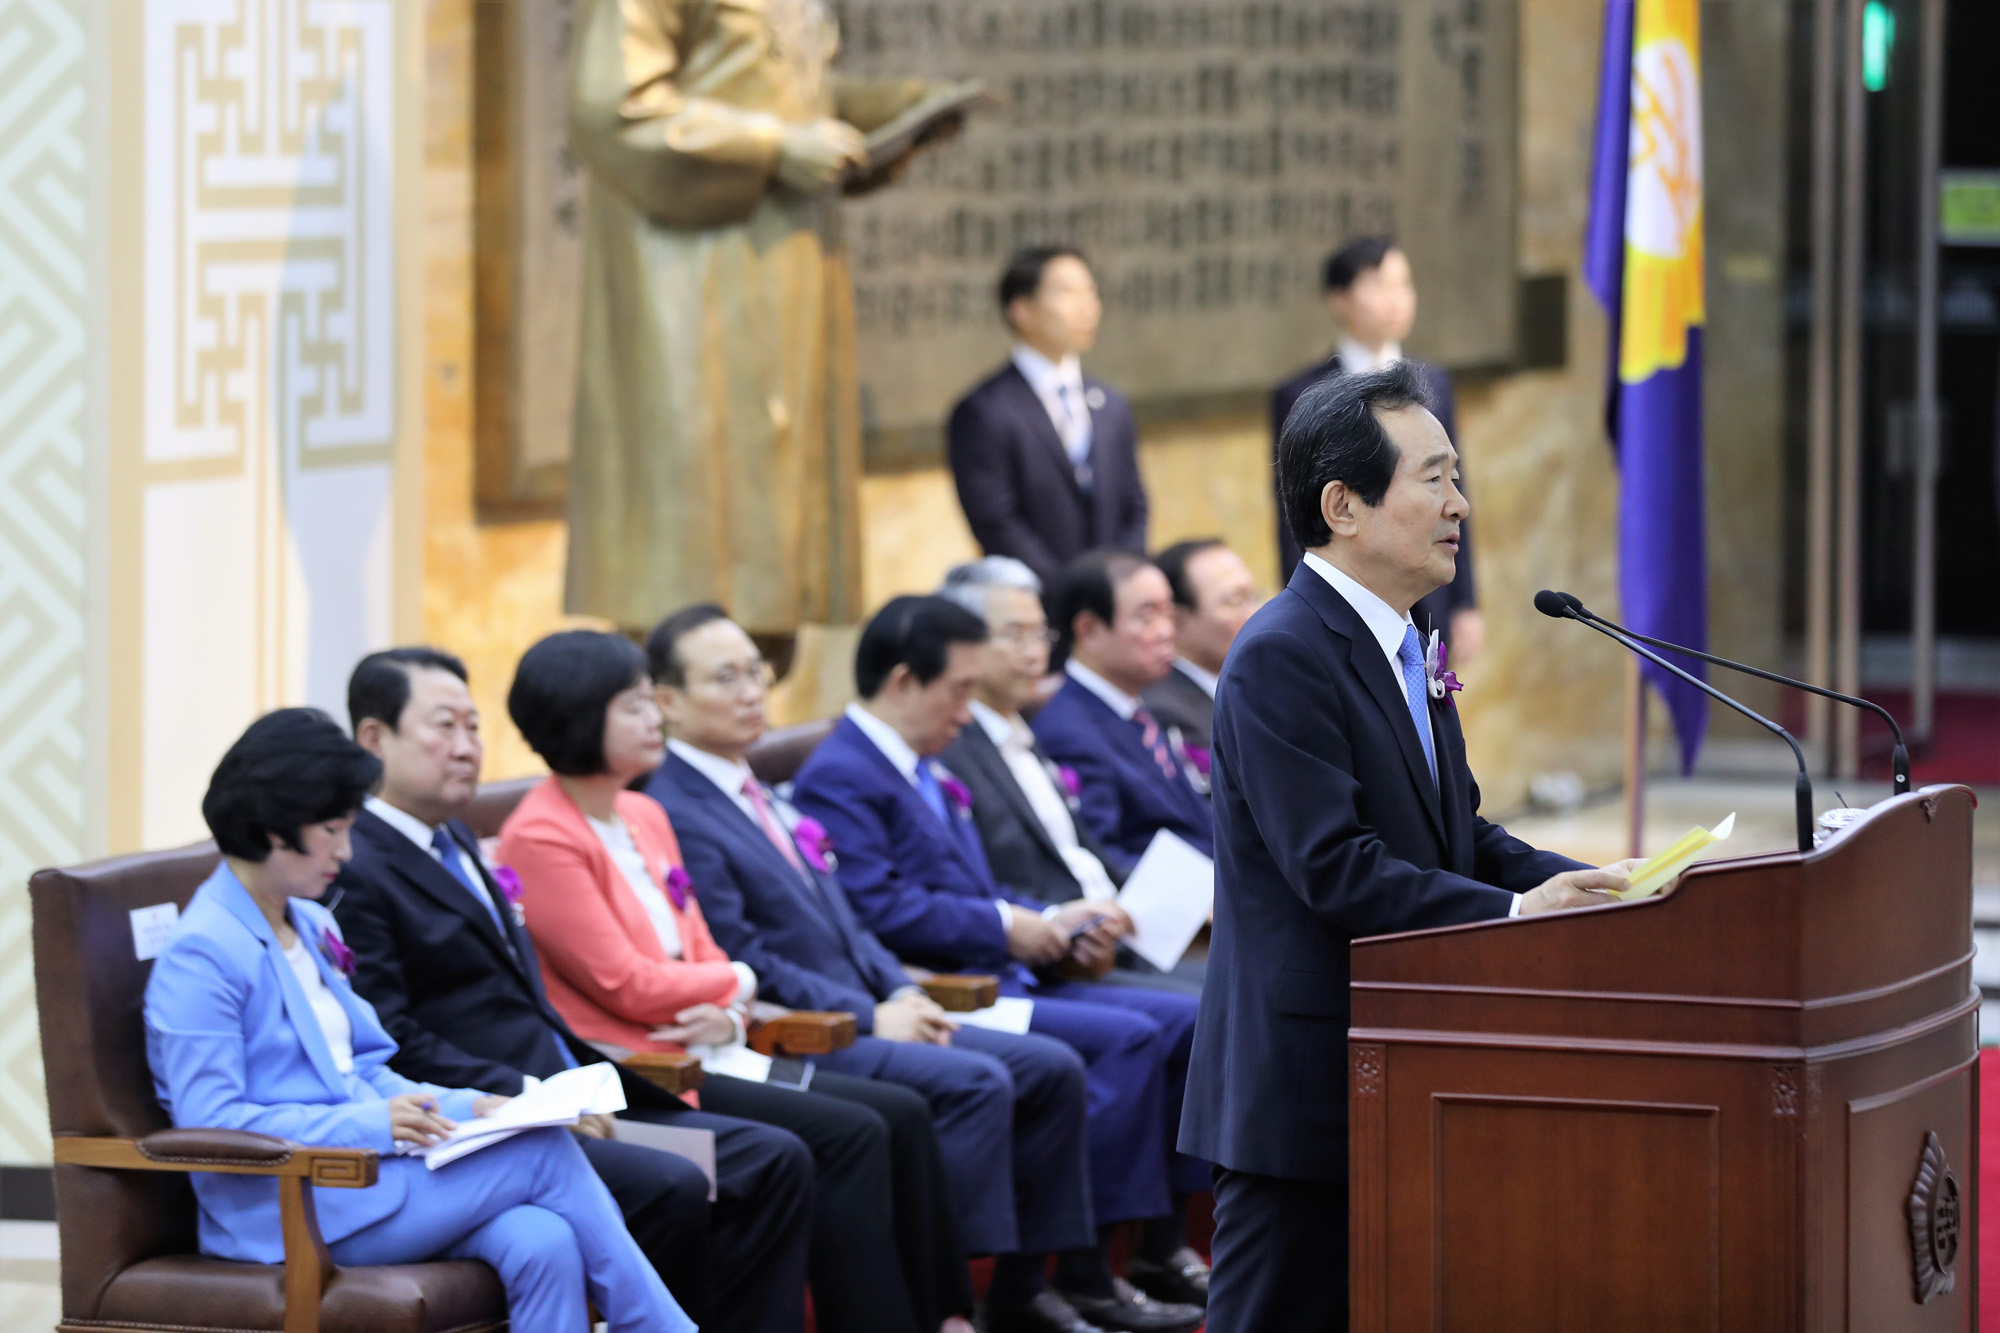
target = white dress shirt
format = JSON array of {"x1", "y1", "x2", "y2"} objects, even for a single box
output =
[
  {"x1": 281, "y1": 937, "x2": 355, "y2": 1074},
  {"x1": 845, "y1": 703, "x2": 1018, "y2": 931},
  {"x1": 668, "y1": 738, "x2": 762, "y2": 826},
  {"x1": 1172, "y1": 658, "x2": 1219, "y2": 699},
  {"x1": 1300, "y1": 552, "x2": 1522, "y2": 916},
  {"x1": 1063, "y1": 659, "x2": 1141, "y2": 720},
  {"x1": 1011, "y1": 344, "x2": 1093, "y2": 465},
  {"x1": 582, "y1": 812, "x2": 761, "y2": 1002},
  {"x1": 1337, "y1": 336, "x2": 1402, "y2": 377},
  {"x1": 971, "y1": 701, "x2": 1118, "y2": 901}
]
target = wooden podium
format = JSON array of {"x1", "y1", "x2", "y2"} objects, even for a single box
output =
[{"x1": 1348, "y1": 785, "x2": 1979, "y2": 1332}]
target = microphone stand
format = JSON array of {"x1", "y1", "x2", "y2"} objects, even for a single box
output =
[
  {"x1": 1557, "y1": 597, "x2": 1911, "y2": 796},
  {"x1": 1540, "y1": 600, "x2": 1816, "y2": 853}
]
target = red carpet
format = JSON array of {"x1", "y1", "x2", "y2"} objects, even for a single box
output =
[{"x1": 1775, "y1": 689, "x2": 2000, "y2": 787}]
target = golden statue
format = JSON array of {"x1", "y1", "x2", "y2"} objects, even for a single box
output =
[{"x1": 564, "y1": 0, "x2": 941, "y2": 637}]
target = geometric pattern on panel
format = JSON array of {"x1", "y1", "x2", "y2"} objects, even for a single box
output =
[
  {"x1": 0, "y1": 0, "x2": 91, "y2": 1163},
  {"x1": 144, "y1": 0, "x2": 396, "y2": 475}
]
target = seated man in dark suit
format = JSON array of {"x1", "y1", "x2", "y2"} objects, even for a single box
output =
[
  {"x1": 1032, "y1": 553, "x2": 1214, "y2": 862},
  {"x1": 1271, "y1": 236, "x2": 1482, "y2": 662},
  {"x1": 936, "y1": 557, "x2": 1202, "y2": 997},
  {"x1": 1184, "y1": 363, "x2": 1634, "y2": 1332},
  {"x1": 640, "y1": 602, "x2": 1113, "y2": 1333},
  {"x1": 793, "y1": 598, "x2": 1212, "y2": 1331},
  {"x1": 948, "y1": 246, "x2": 1148, "y2": 587},
  {"x1": 329, "y1": 648, "x2": 816, "y2": 1333},
  {"x1": 1140, "y1": 539, "x2": 1262, "y2": 757}
]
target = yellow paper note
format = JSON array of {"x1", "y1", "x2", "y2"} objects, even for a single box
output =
[{"x1": 1609, "y1": 812, "x2": 1736, "y2": 901}]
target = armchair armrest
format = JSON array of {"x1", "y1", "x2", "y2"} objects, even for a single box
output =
[
  {"x1": 920, "y1": 974, "x2": 1000, "y2": 1011},
  {"x1": 56, "y1": 1131, "x2": 378, "y2": 1186},
  {"x1": 622, "y1": 1051, "x2": 705, "y2": 1096},
  {"x1": 748, "y1": 1011, "x2": 858, "y2": 1056},
  {"x1": 54, "y1": 1133, "x2": 379, "y2": 1333}
]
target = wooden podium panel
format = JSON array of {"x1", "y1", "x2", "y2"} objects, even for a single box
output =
[{"x1": 1349, "y1": 786, "x2": 1979, "y2": 1332}]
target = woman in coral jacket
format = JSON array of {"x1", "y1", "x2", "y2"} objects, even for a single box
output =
[{"x1": 496, "y1": 629, "x2": 975, "y2": 1333}]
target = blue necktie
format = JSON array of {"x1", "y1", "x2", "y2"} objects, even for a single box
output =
[
  {"x1": 432, "y1": 827, "x2": 502, "y2": 929},
  {"x1": 913, "y1": 762, "x2": 951, "y2": 826},
  {"x1": 1397, "y1": 626, "x2": 1438, "y2": 786}
]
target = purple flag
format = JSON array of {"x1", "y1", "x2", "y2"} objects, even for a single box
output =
[{"x1": 1583, "y1": 0, "x2": 1710, "y2": 773}]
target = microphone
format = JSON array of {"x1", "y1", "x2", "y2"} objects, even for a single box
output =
[
  {"x1": 1535, "y1": 590, "x2": 1815, "y2": 852},
  {"x1": 1544, "y1": 591, "x2": 1910, "y2": 796}
]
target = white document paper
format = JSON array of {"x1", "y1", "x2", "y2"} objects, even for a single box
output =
[
  {"x1": 1117, "y1": 830, "x2": 1215, "y2": 972},
  {"x1": 612, "y1": 1119, "x2": 719, "y2": 1201},
  {"x1": 692, "y1": 1042, "x2": 776, "y2": 1084},
  {"x1": 419, "y1": 1062, "x2": 628, "y2": 1169},
  {"x1": 956, "y1": 996, "x2": 1035, "y2": 1034}
]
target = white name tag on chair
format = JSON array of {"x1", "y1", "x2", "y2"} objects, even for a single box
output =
[{"x1": 131, "y1": 902, "x2": 179, "y2": 961}]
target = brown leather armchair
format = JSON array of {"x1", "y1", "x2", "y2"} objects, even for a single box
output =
[{"x1": 29, "y1": 842, "x2": 508, "y2": 1333}]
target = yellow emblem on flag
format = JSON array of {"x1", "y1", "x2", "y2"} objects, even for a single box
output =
[{"x1": 1619, "y1": 0, "x2": 1705, "y2": 386}]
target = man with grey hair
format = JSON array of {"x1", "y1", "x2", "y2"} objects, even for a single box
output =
[{"x1": 937, "y1": 559, "x2": 1212, "y2": 1308}]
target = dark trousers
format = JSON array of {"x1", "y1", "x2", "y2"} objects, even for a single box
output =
[
  {"x1": 703, "y1": 1068, "x2": 973, "y2": 1333},
  {"x1": 809, "y1": 1025, "x2": 1094, "y2": 1256},
  {"x1": 1205, "y1": 1164, "x2": 1348, "y2": 1333},
  {"x1": 582, "y1": 1104, "x2": 815, "y2": 1333}
]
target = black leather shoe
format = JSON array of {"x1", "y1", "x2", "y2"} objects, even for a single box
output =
[
  {"x1": 1053, "y1": 1278, "x2": 1204, "y2": 1333},
  {"x1": 979, "y1": 1290, "x2": 1111, "y2": 1333},
  {"x1": 1125, "y1": 1247, "x2": 1211, "y2": 1307}
]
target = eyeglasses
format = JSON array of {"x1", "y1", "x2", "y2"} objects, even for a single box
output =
[
  {"x1": 992, "y1": 626, "x2": 1059, "y2": 649},
  {"x1": 694, "y1": 660, "x2": 776, "y2": 693}
]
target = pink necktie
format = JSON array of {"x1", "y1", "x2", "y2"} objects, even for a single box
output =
[
  {"x1": 742, "y1": 776, "x2": 808, "y2": 875},
  {"x1": 1132, "y1": 708, "x2": 1181, "y2": 780}
]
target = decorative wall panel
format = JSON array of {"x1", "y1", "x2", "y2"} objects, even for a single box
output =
[
  {"x1": 0, "y1": 0, "x2": 91, "y2": 1163},
  {"x1": 134, "y1": 0, "x2": 400, "y2": 847}
]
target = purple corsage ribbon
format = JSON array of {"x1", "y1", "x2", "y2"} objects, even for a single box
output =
[
  {"x1": 793, "y1": 816, "x2": 833, "y2": 873},
  {"x1": 491, "y1": 864, "x2": 524, "y2": 904},
  {"x1": 937, "y1": 769, "x2": 974, "y2": 814},
  {"x1": 320, "y1": 931, "x2": 356, "y2": 978}
]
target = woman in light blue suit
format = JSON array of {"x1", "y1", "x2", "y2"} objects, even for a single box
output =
[{"x1": 145, "y1": 707, "x2": 694, "y2": 1333}]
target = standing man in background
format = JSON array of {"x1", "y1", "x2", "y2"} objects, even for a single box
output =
[
  {"x1": 1271, "y1": 238, "x2": 1483, "y2": 663},
  {"x1": 949, "y1": 247, "x2": 1149, "y2": 587}
]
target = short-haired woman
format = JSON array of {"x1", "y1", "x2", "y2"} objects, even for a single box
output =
[
  {"x1": 144, "y1": 707, "x2": 692, "y2": 1333},
  {"x1": 499, "y1": 629, "x2": 976, "y2": 1333}
]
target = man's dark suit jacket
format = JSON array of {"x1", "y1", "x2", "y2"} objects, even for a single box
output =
[
  {"x1": 1031, "y1": 678, "x2": 1215, "y2": 862},
  {"x1": 1138, "y1": 663, "x2": 1214, "y2": 753},
  {"x1": 1178, "y1": 563, "x2": 1584, "y2": 1183},
  {"x1": 1270, "y1": 354, "x2": 1476, "y2": 638},
  {"x1": 947, "y1": 362, "x2": 1148, "y2": 586},
  {"x1": 332, "y1": 807, "x2": 678, "y2": 1114},
  {"x1": 642, "y1": 753, "x2": 912, "y2": 1029},
  {"x1": 940, "y1": 718, "x2": 1133, "y2": 903}
]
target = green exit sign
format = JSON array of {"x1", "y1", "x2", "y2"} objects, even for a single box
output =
[{"x1": 1941, "y1": 172, "x2": 2000, "y2": 247}]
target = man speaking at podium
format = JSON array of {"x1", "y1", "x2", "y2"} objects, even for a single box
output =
[{"x1": 1181, "y1": 363, "x2": 1635, "y2": 1332}]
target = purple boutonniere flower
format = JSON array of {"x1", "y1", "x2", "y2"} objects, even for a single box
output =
[
  {"x1": 490, "y1": 864, "x2": 528, "y2": 926},
  {"x1": 793, "y1": 816, "x2": 833, "y2": 874},
  {"x1": 319, "y1": 931, "x2": 356, "y2": 979},
  {"x1": 1183, "y1": 742, "x2": 1212, "y2": 778},
  {"x1": 1424, "y1": 630, "x2": 1466, "y2": 709},
  {"x1": 491, "y1": 864, "x2": 523, "y2": 904},
  {"x1": 665, "y1": 866, "x2": 694, "y2": 912},
  {"x1": 938, "y1": 771, "x2": 974, "y2": 815},
  {"x1": 1056, "y1": 765, "x2": 1082, "y2": 804}
]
